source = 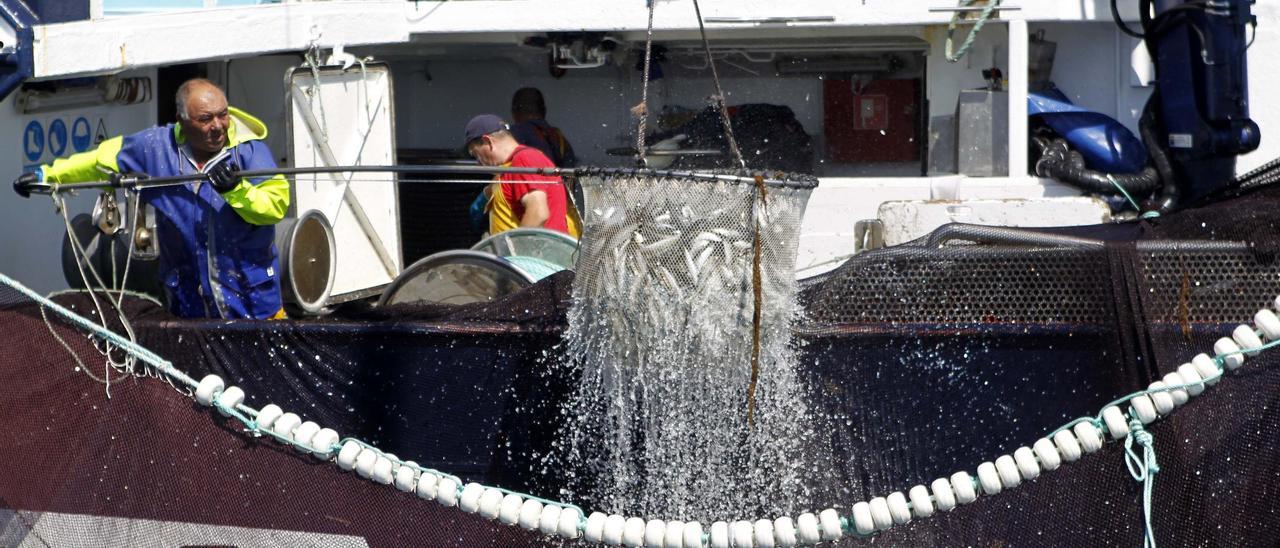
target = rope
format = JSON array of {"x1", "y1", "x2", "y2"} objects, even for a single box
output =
[
  {"x1": 1043, "y1": 334, "x2": 1280, "y2": 438},
  {"x1": 46, "y1": 190, "x2": 153, "y2": 397},
  {"x1": 1106, "y1": 174, "x2": 1162, "y2": 218},
  {"x1": 27, "y1": 165, "x2": 819, "y2": 193},
  {"x1": 691, "y1": 0, "x2": 757, "y2": 427},
  {"x1": 1110, "y1": 0, "x2": 1145, "y2": 39},
  {"x1": 318, "y1": 57, "x2": 388, "y2": 228},
  {"x1": 691, "y1": 0, "x2": 746, "y2": 171},
  {"x1": 1123, "y1": 418, "x2": 1160, "y2": 548},
  {"x1": 39, "y1": 288, "x2": 159, "y2": 387},
  {"x1": 635, "y1": 0, "x2": 657, "y2": 167},
  {"x1": 208, "y1": 386, "x2": 594, "y2": 528},
  {"x1": 0, "y1": 272, "x2": 195, "y2": 391},
  {"x1": 303, "y1": 43, "x2": 330, "y2": 138},
  {"x1": 746, "y1": 174, "x2": 768, "y2": 427},
  {"x1": 945, "y1": 0, "x2": 1003, "y2": 63}
]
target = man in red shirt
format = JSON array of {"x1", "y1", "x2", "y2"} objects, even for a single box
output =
[{"x1": 464, "y1": 114, "x2": 580, "y2": 237}]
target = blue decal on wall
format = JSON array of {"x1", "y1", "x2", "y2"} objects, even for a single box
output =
[
  {"x1": 48, "y1": 119, "x2": 68, "y2": 157},
  {"x1": 72, "y1": 117, "x2": 92, "y2": 152},
  {"x1": 23, "y1": 121, "x2": 43, "y2": 162}
]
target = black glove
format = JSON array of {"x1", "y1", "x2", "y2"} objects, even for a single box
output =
[
  {"x1": 12, "y1": 171, "x2": 40, "y2": 198},
  {"x1": 207, "y1": 162, "x2": 240, "y2": 193}
]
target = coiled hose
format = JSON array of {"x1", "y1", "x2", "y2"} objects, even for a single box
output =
[{"x1": 1032, "y1": 135, "x2": 1161, "y2": 196}]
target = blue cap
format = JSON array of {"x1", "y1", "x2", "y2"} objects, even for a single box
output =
[{"x1": 463, "y1": 114, "x2": 509, "y2": 146}]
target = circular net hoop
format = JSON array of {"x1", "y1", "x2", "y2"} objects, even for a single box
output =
[
  {"x1": 572, "y1": 172, "x2": 814, "y2": 314},
  {"x1": 560, "y1": 171, "x2": 826, "y2": 521}
]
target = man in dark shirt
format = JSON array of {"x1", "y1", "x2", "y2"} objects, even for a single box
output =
[{"x1": 509, "y1": 87, "x2": 577, "y2": 168}]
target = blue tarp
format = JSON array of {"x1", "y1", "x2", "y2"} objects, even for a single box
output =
[{"x1": 1029, "y1": 88, "x2": 1148, "y2": 174}]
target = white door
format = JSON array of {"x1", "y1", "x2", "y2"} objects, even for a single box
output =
[{"x1": 287, "y1": 61, "x2": 400, "y2": 302}]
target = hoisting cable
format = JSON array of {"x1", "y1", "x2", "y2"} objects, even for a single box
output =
[
  {"x1": 1111, "y1": 0, "x2": 1146, "y2": 39},
  {"x1": 635, "y1": 0, "x2": 657, "y2": 168},
  {"x1": 691, "y1": 0, "x2": 745, "y2": 172},
  {"x1": 303, "y1": 42, "x2": 331, "y2": 138},
  {"x1": 43, "y1": 188, "x2": 163, "y2": 398}
]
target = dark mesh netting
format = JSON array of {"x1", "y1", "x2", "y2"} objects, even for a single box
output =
[
  {"x1": 0, "y1": 184, "x2": 1279, "y2": 546},
  {"x1": 0, "y1": 284, "x2": 554, "y2": 548},
  {"x1": 790, "y1": 183, "x2": 1280, "y2": 546}
]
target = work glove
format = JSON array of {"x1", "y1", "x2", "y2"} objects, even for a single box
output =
[
  {"x1": 207, "y1": 162, "x2": 240, "y2": 193},
  {"x1": 468, "y1": 190, "x2": 489, "y2": 233},
  {"x1": 12, "y1": 169, "x2": 44, "y2": 198}
]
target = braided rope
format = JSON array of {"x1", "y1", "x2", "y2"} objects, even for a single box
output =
[
  {"x1": 1124, "y1": 418, "x2": 1160, "y2": 548},
  {"x1": 691, "y1": 0, "x2": 745, "y2": 171},
  {"x1": 945, "y1": 0, "x2": 1003, "y2": 63},
  {"x1": 635, "y1": 0, "x2": 657, "y2": 167}
]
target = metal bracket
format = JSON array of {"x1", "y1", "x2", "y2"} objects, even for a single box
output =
[
  {"x1": 91, "y1": 192, "x2": 120, "y2": 236},
  {"x1": 854, "y1": 219, "x2": 885, "y2": 253}
]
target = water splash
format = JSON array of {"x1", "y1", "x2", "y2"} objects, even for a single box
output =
[{"x1": 553, "y1": 173, "x2": 829, "y2": 521}]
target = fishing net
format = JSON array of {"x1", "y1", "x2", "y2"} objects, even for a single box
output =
[
  {"x1": 0, "y1": 176, "x2": 1279, "y2": 547},
  {"x1": 557, "y1": 171, "x2": 825, "y2": 522},
  {"x1": 0, "y1": 281, "x2": 549, "y2": 548}
]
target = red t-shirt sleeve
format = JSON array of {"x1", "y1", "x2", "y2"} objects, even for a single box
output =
[{"x1": 502, "y1": 146, "x2": 562, "y2": 204}]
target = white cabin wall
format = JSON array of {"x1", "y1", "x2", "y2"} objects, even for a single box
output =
[
  {"x1": 0, "y1": 69, "x2": 157, "y2": 294},
  {"x1": 925, "y1": 21, "x2": 1156, "y2": 174},
  {"x1": 1009, "y1": 17, "x2": 1279, "y2": 178},
  {"x1": 1035, "y1": 22, "x2": 1150, "y2": 136},
  {"x1": 924, "y1": 24, "x2": 1004, "y2": 121}
]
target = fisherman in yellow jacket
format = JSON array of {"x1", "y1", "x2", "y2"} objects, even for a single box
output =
[{"x1": 13, "y1": 78, "x2": 290, "y2": 319}]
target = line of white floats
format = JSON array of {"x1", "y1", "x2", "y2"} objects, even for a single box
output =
[{"x1": 186, "y1": 299, "x2": 1280, "y2": 547}]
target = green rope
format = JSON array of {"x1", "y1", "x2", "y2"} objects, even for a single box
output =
[
  {"x1": 1106, "y1": 174, "x2": 1143, "y2": 210},
  {"x1": 1039, "y1": 336, "x2": 1280, "y2": 547},
  {"x1": 1047, "y1": 334, "x2": 1280, "y2": 439},
  {"x1": 1106, "y1": 174, "x2": 1161, "y2": 218},
  {"x1": 1123, "y1": 417, "x2": 1159, "y2": 548},
  {"x1": 0, "y1": 272, "x2": 196, "y2": 390},
  {"x1": 945, "y1": 0, "x2": 1003, "y2": 63}
]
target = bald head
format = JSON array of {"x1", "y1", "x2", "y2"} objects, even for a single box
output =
[
  {"x1": 175, "y1": 78, "x2": 225, "y2": 122},
  {"x1": 175, "y1": 78, "x2": 230, "y2": 160}
]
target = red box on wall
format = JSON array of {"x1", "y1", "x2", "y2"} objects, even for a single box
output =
[{"x1": 823, "y1": 78, "x2": 920, "y2": 163}]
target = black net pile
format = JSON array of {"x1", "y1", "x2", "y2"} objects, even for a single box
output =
[
  {"x1": 1, "y1": 184, "x2": 1279, "y2": 546},
  {"x1": 792, "y1": 183, "x2": 1280, "y2": 546},
  {"x1": 0, "y1": 285, "x2": 551, "y2": 547}
]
